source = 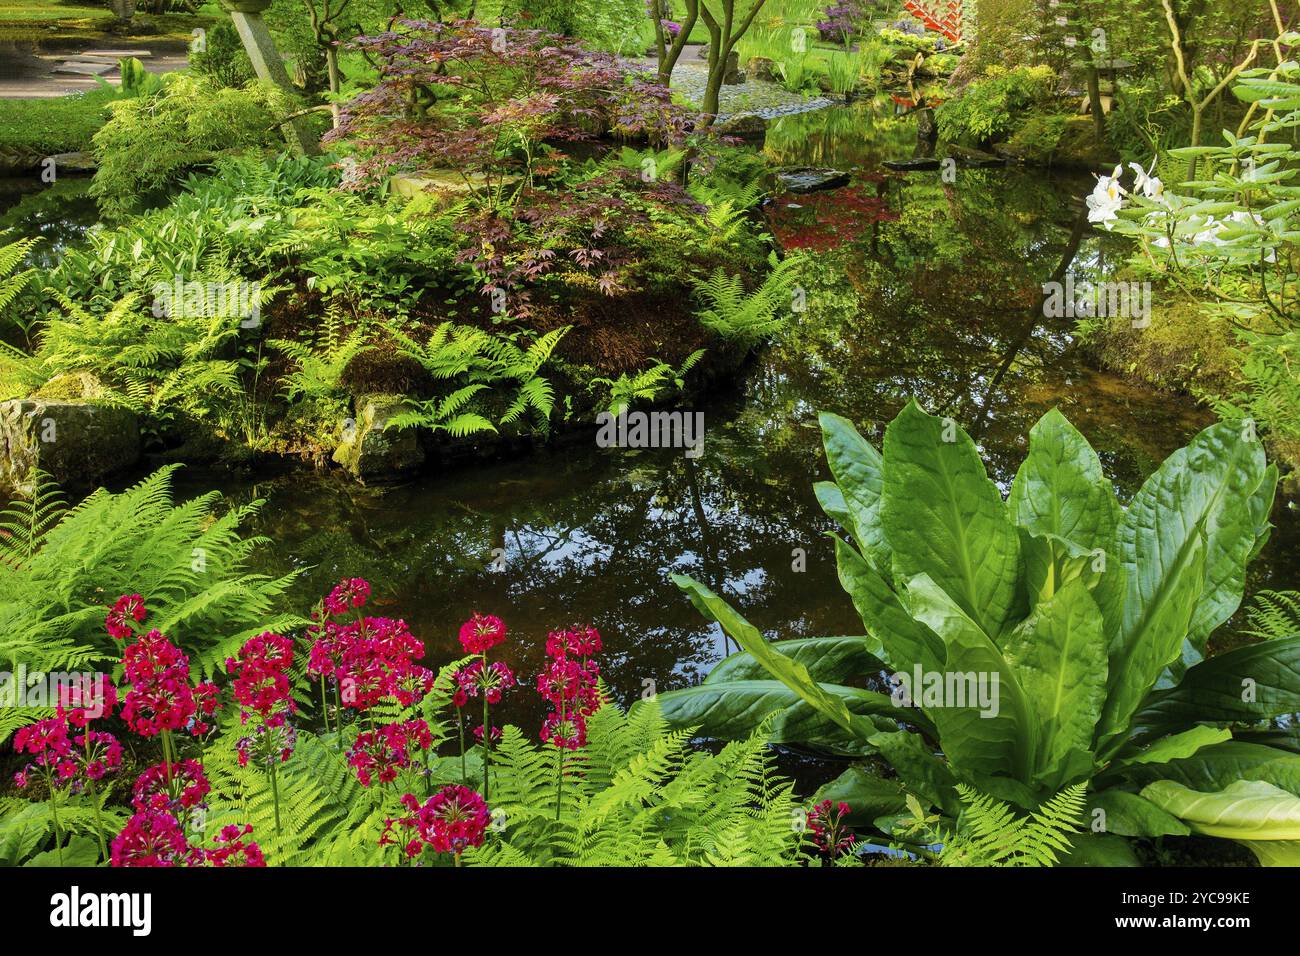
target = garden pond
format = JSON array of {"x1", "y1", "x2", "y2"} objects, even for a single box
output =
[{"x1": 6, "y1": 96, "x2": 1299, "y2": 756}]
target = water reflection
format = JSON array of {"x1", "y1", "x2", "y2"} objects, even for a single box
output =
[{"x1": 168, "y1": 110, "x2": 1299, "y2": 739}]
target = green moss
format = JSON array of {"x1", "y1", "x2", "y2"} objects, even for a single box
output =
[{"x1": 0, "y1": 88, "x2": 117, "y2": 159}]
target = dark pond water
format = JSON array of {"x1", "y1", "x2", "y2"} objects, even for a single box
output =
[{"x1": 7, "y1": 98, "x2": 1299, "y2": 746}]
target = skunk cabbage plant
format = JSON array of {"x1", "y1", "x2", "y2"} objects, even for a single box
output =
[{"x1": 661, "y1": 400, "x2": 1300, "y2": 864}]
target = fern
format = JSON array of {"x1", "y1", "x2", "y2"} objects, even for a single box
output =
[
  {"x1": 461, "y1": 697, "x2": 804, "y2": 867},
  {"x1": 590, "y1": 349, "x2": 706, "y2": 416},
  {"x1": 693, "y1": 252, "x2": 803, "y2": 344},
  {"x1": 0, "y1": 238, "x2": 35, "y2": 315},
  {"x1": 0, "y1": 466, "x2": 304, "y2": 743},
  {"x1": 387, "y1": 322, "x2": 568, "y2": 436},
  {"x1": 1243, "y1": 589, "x2": 1300, "y2": 640},
  {"x1": 925, "y1": 783, "x2": 1087, "y2": 867},
  {"x1": 271, "y1": 307, "x2": 373, "y2": 402},
  {"x1": 0, "y1": 468, "x2": 66, "y2": 569}
]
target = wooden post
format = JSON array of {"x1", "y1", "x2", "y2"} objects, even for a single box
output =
[{"x1": 219, "y1": 0, "x2": 321, "y2": 156}]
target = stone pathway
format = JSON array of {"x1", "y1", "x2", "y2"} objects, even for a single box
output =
[
  {"x1": 0, "y1": 46, "x2": 187, "y2": 98},
  {"x1": 628, "y1": 48, "x2": 836, "y2": 123}
]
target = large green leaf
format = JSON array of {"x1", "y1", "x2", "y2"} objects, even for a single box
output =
[
  {"x1": 1098, "y1": 527, "x2": 1206, "y2": 757},
  {"x1": 1111, "y1": 422, "x2": 1267, "y2": 709},
  {"x1": 655, "y1": 679, "x2": 912, "y2": 753},
  {"x1": 670, "y1": 574, "x2": 879, "y2": 744},
  {"x1": 904, "y1": 573, "x2": 1033, "y2": 781},
  {"x1": 819, "y1": 411, "x2": 891, "y2": 575},
  {"x1": 1002, "y1": 578, "x2": 1107, "y2": 790},
  {"x1": 833, "y1": 536, "x2": 945, "y2": 673},
  {"x1": 1133, "y1": 636, "x2": 1300, "y2": 731},
  {"x1": 1107, "y1": 726, "x2": 1232, "y2": 773},
  {"x1": 813, "y1": 766, "x2": 911, "y2": 827},
  {"x1": 1116, "y1": 741, "x2": 1298, "y2": 792},
  {"x1": 880, "y1": 400, "x2": 1020, "y2": 639},
  {"x1": 1140, "y1": 780, "x2": 1300, "y2": 853},
  {"x1": 1087, "y1": 789, "x2": 1191, "y2": 837},
  {"x1": 1008, "y1": 407, "x2": 1121, "y2": 554},
  {"x1": 868, "y1": 729, "x2": 961, "y2": 816},
  {"x1": 704, "y1": 635, "x2": 885, "y2": 685}
]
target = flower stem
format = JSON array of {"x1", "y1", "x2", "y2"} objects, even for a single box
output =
[
  {"x1": 480, "y1": 651, "x2": 491, "y2": 802},
  {"x1": 457, "y1": 711, "x2": 467, "y2": 785},
  {"x1": 48, "y1": 782, "x2": 65, "y2": 866}
]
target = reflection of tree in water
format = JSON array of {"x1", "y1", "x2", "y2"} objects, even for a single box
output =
[{"x1": 178, "y1": 159, "x2": 1274, "y2": 742}]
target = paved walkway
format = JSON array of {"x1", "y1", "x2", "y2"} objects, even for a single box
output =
[
  {"x1": 0, "y1": 45, "x2": 187, "y2": 98},
  {"x1": 629, "y1": 48, "x2": 836, "y2": 122}
]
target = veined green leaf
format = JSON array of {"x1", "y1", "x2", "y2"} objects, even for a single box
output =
[
  {"x1": 704, "y1": 634, "x2": 885, "y2": 684},
  {"x1": 1087, "y1": 789, "x2": 1190, "y2": 838},
  {"x1": 880, "y1": 400, "x2": 1020, "y2": 639},
  {"x1": 1108, "y1": 726, "x2": 1232, "y2": 771},
  {"x1": 670, "y1": 574, "x2": 878, "y2": 744},
  {"x1": 1134, "y1": 637, "x2": 1300, "y2": 732},
  {"x1": 833, "y1": 535, "x2": 944, "y2": 674},
  {"x1": 1008, "y1": 407, "x2": 1121, "y2": 554},
  {"x1": 1141, "y1": 780, "x2": 1300, "y2": 846},
  {"x1": 819, "y1": 411, "x2": 891, "y2": 575},
  {"x1": 1003, "y1": 578, "x2": 1107, "y2": 790},
  {"x1": 904, "y1": 573, "x2": 1033, "y2": 781}
]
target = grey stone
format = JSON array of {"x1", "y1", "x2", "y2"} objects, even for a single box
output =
[
  {"x1": 775, "y1": 167, "x2": 852, "y2": 193},
  {"x1": 332, "y1": 394, "x2": 424, "y2": 482},
  {"x1": 0, "y1": 399, "x2": 140, "y2": 496}
]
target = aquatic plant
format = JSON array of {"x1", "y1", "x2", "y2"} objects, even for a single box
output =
[{"x1": 659, "y1": 399, "x2": 1299, "y2": 864}]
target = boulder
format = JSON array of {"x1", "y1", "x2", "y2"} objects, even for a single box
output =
[
  {"x1": 746, "y1": 56, "x2": 779, "y2": 83},
  {"x1": 775, "y1": 167, "x2": 852, "y2": 193},
  {"x1": 332, "y1": 394, "x2": 424, "y2": 482},
  {"x1": 882, "y1": 157, "x2": 942, "y2": 171},
  {"x1": 716, "y1": 113, "x2": 768, "y2": 141},
  {"x1": 722, "y1": 50, "x2": 744, "y2": 85},
  {"x1": 0, "y1": 399, "x2": 140, "y2": 496}
]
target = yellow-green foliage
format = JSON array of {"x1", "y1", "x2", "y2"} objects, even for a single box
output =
[{"x1": 89, "y1": 73, "x2": 300, "y2": 219}]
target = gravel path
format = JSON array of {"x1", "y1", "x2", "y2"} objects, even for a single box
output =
[{"x1": 628, "y1": 50, "x2": 836, "y2": 123}]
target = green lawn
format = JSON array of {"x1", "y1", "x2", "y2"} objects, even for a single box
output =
[
  {"x1": 0, "y1": 87, "x2": 117, "y2": 157},
  {"x1": 0, "y1": 0, "x2": 111, "y2": 20}
]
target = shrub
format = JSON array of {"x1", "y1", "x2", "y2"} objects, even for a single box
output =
[
  {"x1": 89, "y1": 73, "x2": 302, "y2": 218},
  {"x1": 935, "y1": 64, "x2": 1057, "y2": 144}
]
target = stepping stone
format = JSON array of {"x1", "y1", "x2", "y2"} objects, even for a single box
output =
[
  {"x1": 775, "y1": 167, "x2": 852, "y2": 193},
  {"x1": 81, "y1": 50, "x2": 152, "y2": 58},
  {"x1": 52, "y1": 61, "x2": 116, "y2": 76},
  {"x1": 882, "y1": 157, "x2": 942, "y2": 171}
]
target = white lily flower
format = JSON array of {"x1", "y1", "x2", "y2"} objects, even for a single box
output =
[
  {"x1": 1128, "y1": 161, "x2": 1165, "y2": 203},
  {"x1": 1086, "y1": 165, "x2": 1124, "y2": 228}
]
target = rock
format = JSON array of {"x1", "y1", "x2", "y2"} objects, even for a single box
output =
[
  {"x1": 746, "y1": 56, "x2": 779, "y2": 82},
  {"x1": 774, "y1": 167, "x2": 851, "y2": 193},
  {"x1": 882, "y1": 157, "x2": 942, "y2": 171},
  {"x1": 48, "y1": 152, "x2": 97, "y2": 173},
  {"x1": 390, "y1": 170, "x2": 519, "y2": 201},
  {"x1": 722, "y1": 51, "x2": 744, "y2": 85},
  {"x1": 0, "y1": 399, "x2": 140, "y2": 496},
  {"x1": 717, "y1": 113, "x2": 768, "y2": 141},
  {"x1": 332, "y1": 394, "x2": 424, "y2": 482},
  {"x1": 696, "y1": 43, "x2": 710, "y2": 61}
]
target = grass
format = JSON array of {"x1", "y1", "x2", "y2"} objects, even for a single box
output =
[
  {"x1": 0, "y1": 87, "x2": 117, "y2": 156},
  {"x1": 0, "y1": 0, "x2": 111, "y2": 20}
]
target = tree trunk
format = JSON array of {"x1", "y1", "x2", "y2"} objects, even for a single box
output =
[{"x1": 1085, "y1": 64, "x2": 1105, "y2": 140}]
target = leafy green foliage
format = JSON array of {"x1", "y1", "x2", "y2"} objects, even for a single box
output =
[
  {"x1": 0, "y1": 466, "x2": 302, "y2": 742},
  {"x1": 902, "y1": 783, "x2": 1087, "y2": 866},
  {"x1": 693, "y1": 252, "x2": 803, "y2": 344},
  {"x1": 464, "y1": 697, "x2": 806, "y2": 866},
  {"x1": 90, "y1": 73, "x2": 302, "y2": 219},
  {"x1": 660, "y1": 399, "x2": 1295, "y2": 860},
  {"x1": 935, "y1": 65, "x2": 1056, "y2": 143},
  {"x1": 1244, "y1": 589, "x2": 1300, "y2": 640},
  {"x1": 387, "y1": 323, "x2": 568, "y2": 436},
  {"x1": 590, "y1": 349, "x2": 705, "y2": 415}
]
